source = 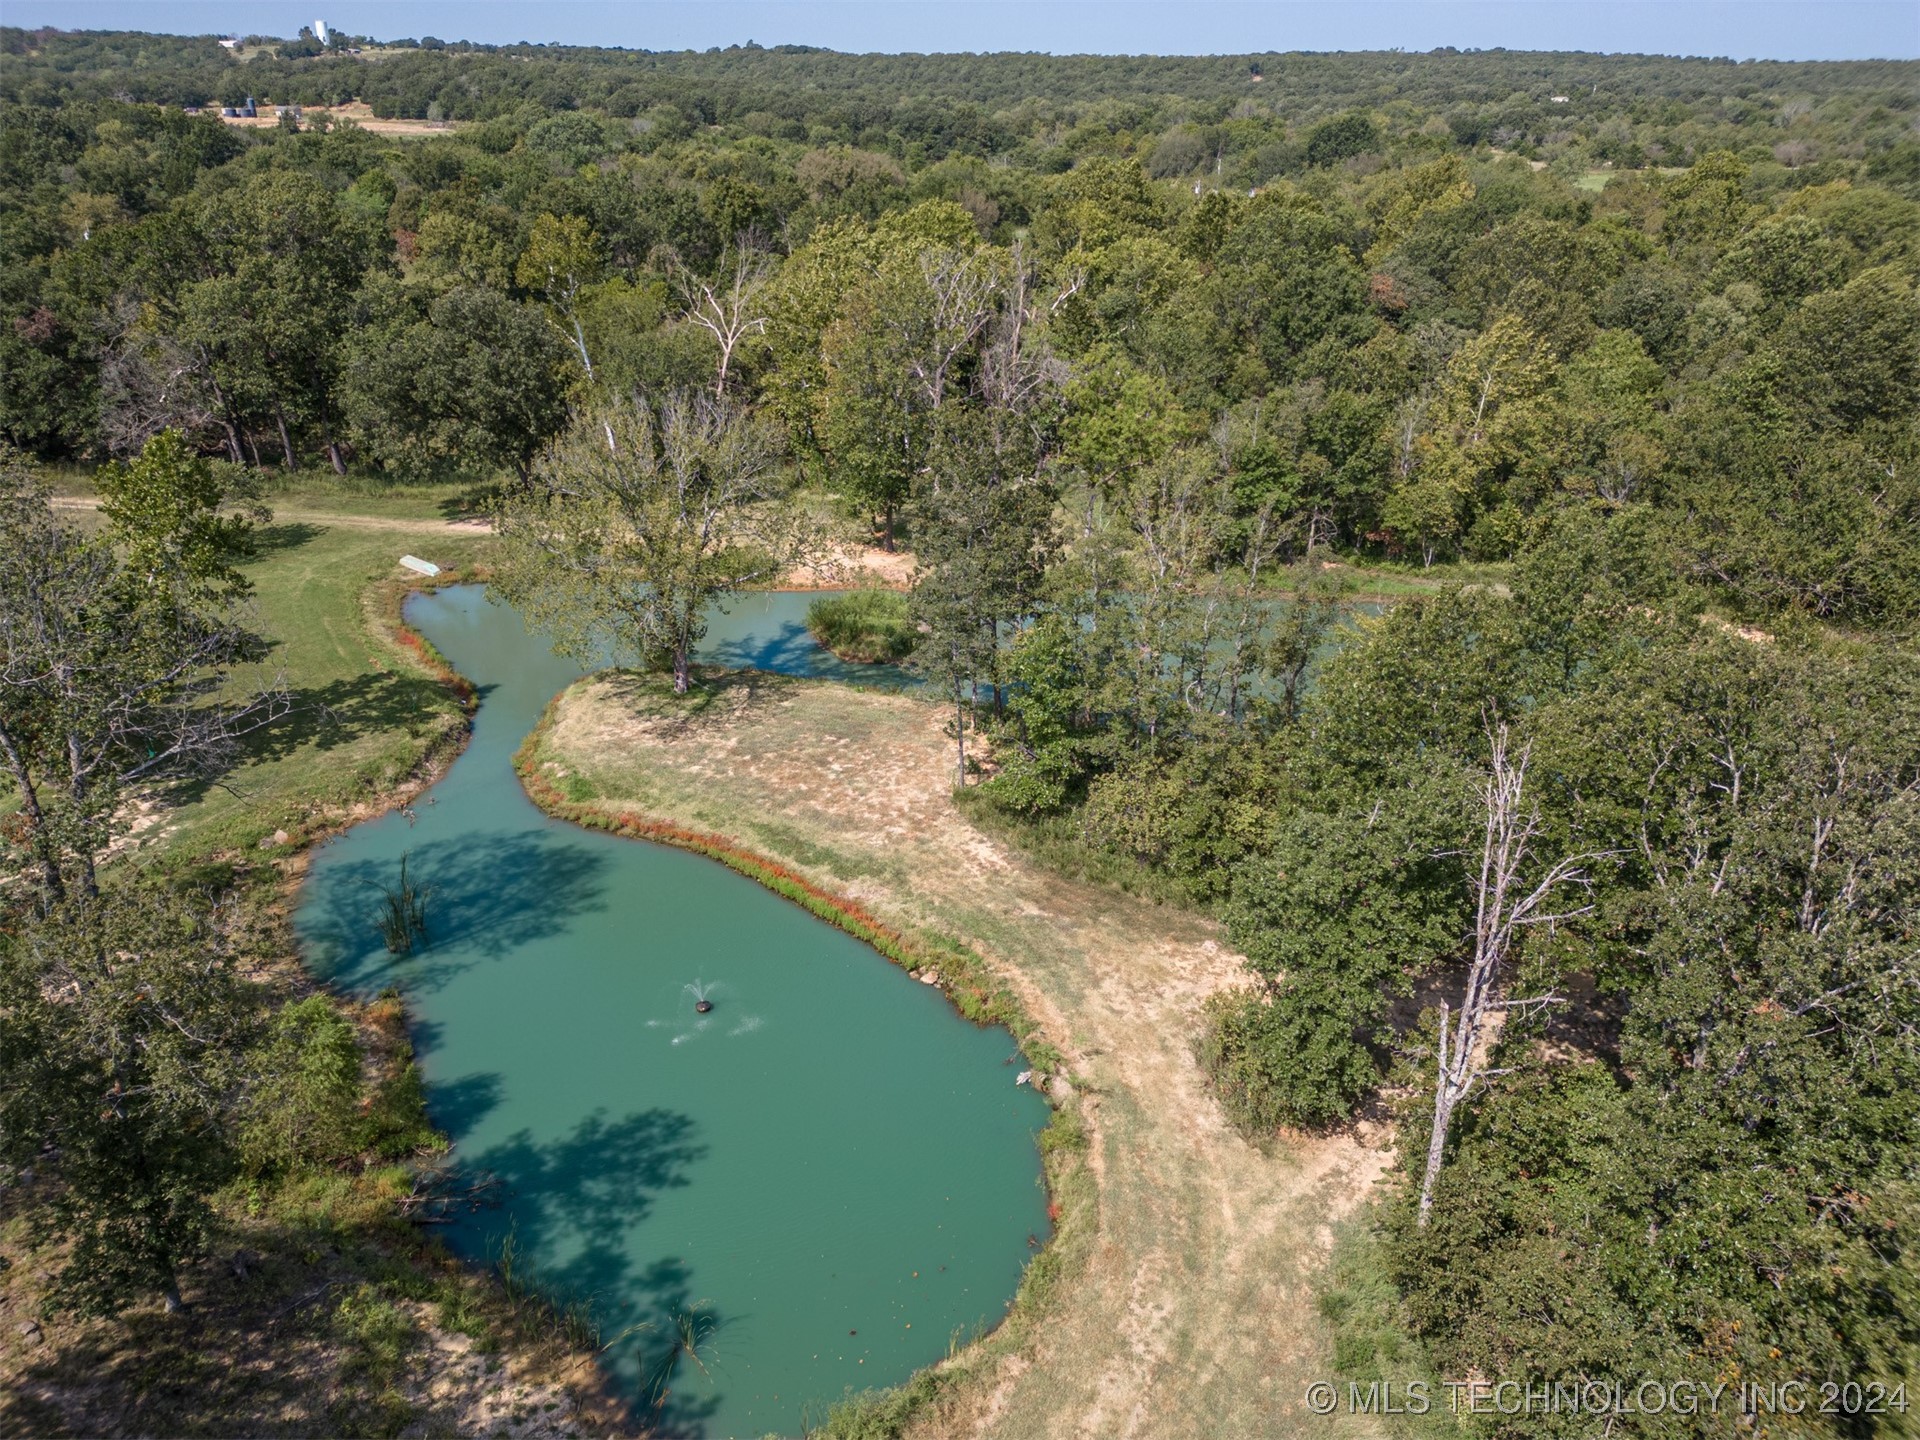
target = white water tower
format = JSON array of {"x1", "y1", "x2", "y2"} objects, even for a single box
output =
[{"x1": 314, "y1": 18, "x2": 330, "y2": 45}]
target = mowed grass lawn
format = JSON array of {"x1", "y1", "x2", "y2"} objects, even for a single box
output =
[
  {"x1": 47, "y1": 467, "x2": 491, "y2": 525},
  {"x1": 148, "y1": 513, "x2": 493, "y2": 861}
]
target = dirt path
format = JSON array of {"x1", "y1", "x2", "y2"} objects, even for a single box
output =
[
  {"x1": 51, "y1": 494, "x2": 494, "y2": 536},
  {"x1": 50, "y1": 497, "x2": 917, "y2": 589},
  {"x1": 781, "y1": 540, "x2": 917, "y2": 590},
  {"x1": 536, "y1": 674, "x2": 1391, "y2": 1440}
]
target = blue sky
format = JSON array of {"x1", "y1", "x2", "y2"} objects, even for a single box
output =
[{"x1": 11, "y1": 1, "x2": 1918, "y2": 60}]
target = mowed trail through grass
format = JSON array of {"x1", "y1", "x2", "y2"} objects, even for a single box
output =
[{"x1": 529, "y1": 670, "x2": 1393, "y2": 1440}]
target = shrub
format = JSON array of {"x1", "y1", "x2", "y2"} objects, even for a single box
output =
[
  {"x1": 359, "y1": 1056, "x2": 441, "y2": 1161},
  {"x1": 241, "y1": 996, "x2": 363, "y2": 1174},
  {"x1": 1196, "y1": 990, "x2": 1380, "y2": 1132},
  {"x1": 807, "y1": 588, "x2": 915, "y2": 663}
]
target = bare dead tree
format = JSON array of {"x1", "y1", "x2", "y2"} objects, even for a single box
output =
[
  {"x1": 1114, "y1": 448, "x2": 1237, "y2": 740},
  {"x1": 96, "y1": 305, "x2": 224, "y2": 460},
  {"x1": 667, "y1": 243, "x2": 774, "y2": 399},
  {"x1": 1418, "y1": 722, "x2": 1613, "y2": 1226},
  {"x1": 1389, "y1": 393, "x2": 1426, "y2": 484},
  {"x1": 909, "y1": 246, "x2": 1002, "y2": 411},
  {"x1": 977, "y1": 242, "x2": 1070, "y2": 421},
  {"x1": 395, "y1": 1166, "x2": 504, "y2": 1223},
  {"x1": 1046, "y1": 265, "x2": 1087, "y2": 317},
  {"x1": 1594, "y1": 428, "x2": 1665, "y2": 505}
]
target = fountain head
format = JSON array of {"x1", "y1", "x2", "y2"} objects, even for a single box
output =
[{"x1": 695, "y1": 999, "x2": 714, "y2": 1014}]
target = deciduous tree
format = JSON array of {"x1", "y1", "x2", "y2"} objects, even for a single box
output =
[
  {"x1": 490, "y1": 392, "x2": 811, "y2": 692},
  {"x1": 0, "y1": 442, "x2": 285, "y2": 902},
  {"x1": 0, "y1": 886, "x2": 251, "y2": 1315}
]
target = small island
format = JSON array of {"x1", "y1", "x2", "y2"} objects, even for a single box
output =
[{"x1": 806, "y1": 588, "x2": 918, "y2": 665}]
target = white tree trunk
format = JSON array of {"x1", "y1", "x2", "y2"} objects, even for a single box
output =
[{"x1": 1417, "y1": 723, "x2": 1606, "y2": 1226}]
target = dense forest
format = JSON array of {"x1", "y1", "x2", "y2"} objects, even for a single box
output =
[{"x1": 3, "y1": 27, "x2": 1918, "y2": 1438}]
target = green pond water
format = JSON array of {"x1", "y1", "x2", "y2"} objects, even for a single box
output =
[{"x1": 296, "y1": 587, "x2": 1051, "y2": 1438}]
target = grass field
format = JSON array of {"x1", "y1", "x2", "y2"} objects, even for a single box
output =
[
  {"x1": 1317, "y1": 556, "x2": 1510, "y2": 599},
  {"x1": 138, "y1": 517, "x2": 493, "y2": 862},
  {"x1": 527, "y1": 669, "x2": 1397, "y2": 1440},
  {"x1": 218, "y1": 101, "x2": 463, "y2": 138},
  {"x1": 24, "y1": 476, "x2": 496, "y2": 863},
  {"x1": 46, "y1": 467, "x2": 493, "y2": 523}
]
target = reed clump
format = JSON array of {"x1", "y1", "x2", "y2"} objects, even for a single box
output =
[{"x1": 373, "y1": 852, "x2": 430, "y2": 955}]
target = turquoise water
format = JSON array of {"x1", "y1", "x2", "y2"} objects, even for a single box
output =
[{"x1": 295, "y1": 588, "x2": 1050, "y2": 1437}]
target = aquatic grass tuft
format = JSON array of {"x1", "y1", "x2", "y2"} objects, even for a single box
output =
[
  {"x1": 494, "y1": 1222, "x2": 525, "y2": 1311},
  {"x1": 371, "y1": 851, "x2": 430, "y2": 955},
  {"x1": 557, "y1": 1297, "x2": 602, "y2": 1351},
  {"x1": 636, "y1": 1301, "x2": 726, "y2": 1412},
  {"x1": 491, "y1": 1222, "x2": 654, "y2": 1369}
]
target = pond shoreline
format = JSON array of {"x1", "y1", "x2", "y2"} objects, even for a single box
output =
[
  {"x1": 294, "y1": 589, "x2": 1059, "y2": 1436},
  {"x1": 267, "y1": 567, "x2": 636, "y2": 1435},
  {"x1": 509, "y1": 671, "x2": 1088, "y2": 1435},
  {"x1": 267, "y1": 565, "x2": 480, "y2": 858},
  {"x1": 511, "y1": 692, "x2": 1057, "y2": 1047}
]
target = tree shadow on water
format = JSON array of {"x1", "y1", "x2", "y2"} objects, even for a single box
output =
[
  {"x1": 304, "y1": 829, "x2": 610, "y2": 992},
  {"x1": 462, "y1": 1108, "x2": 723, "y2": 1435},
  {"x1": 699, "y1": 621, "x2": 912, "y2": 690},
  {"x1": 427, "y1": 1069, "x2": 503, "y2": 1143},
  {"x1": 699, "y1": 620, "x2": 826, "y2": 676},
  {"x1": 626, "y1": 1264, "x2": 732, "y2": 1440},
  {"x1": 564, "y1": 1257, "x2": 730, "y2": 1438},
  {"x1": 471, "y1": 1107, "x2": 703, "y2": 1256},
  {"x1": 407, "y1": 1013, "x2": 445, "y2": 1057}
]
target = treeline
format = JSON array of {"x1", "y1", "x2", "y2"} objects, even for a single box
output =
[
  {"x1": 6, "y1": 29, "x2": 1920, "y2": 182},
  {"x1": 1183, "y1": 533, "x2": 1919, "y2": 1426},
  {"x1": 4, "y1": 63, "x2": 1918, "y2": 618}
]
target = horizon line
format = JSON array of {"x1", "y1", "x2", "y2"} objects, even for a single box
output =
[{"x1": 9, "y1": 25, "x2": 1920, "y2": 65}]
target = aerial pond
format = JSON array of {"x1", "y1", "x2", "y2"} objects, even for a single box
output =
[{"x1": 296, "y1": 587, "x2": 1051, "y2": 1437}]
